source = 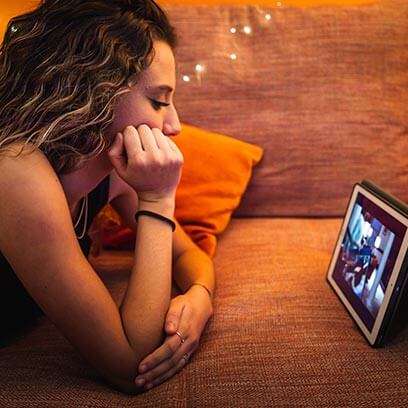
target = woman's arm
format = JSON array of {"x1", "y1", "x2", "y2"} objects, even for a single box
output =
[
  {"x1": 0, "y1": 149, "x2": 171, "y2": 394},
  {"x1": 108, "y1": 176, "x2": 215, "y2": 298},
  {"x1": 119, "y1": 197, "x2": 175, "y2": 357}
]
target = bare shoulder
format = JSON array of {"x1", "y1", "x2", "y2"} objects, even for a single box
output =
[
  {"x1": 0, "y1": 141, "x2": 60, "y2": 199},
  {"x1": 0, "y1": 140, "x2": 49, "y2": 164},
  {"x1": 0, "y1": 141, "x2": 63, "y2": 212},
  {"x1": 0, "y1": 141, "x2": 74, "y2": 256}
]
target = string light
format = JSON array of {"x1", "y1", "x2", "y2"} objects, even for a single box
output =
[
  {"x1": 243, "y1": 25, "x2": 252, "y2": 34},
  {"x1": 195, "y1": 64, "x2": 204, "y2": 86},
  {"x1": 276, "y1": 1, "x2": 283, "y2": 7},
  {"x1": 10, "y1": 25, "x2": 18, "y2": 33},
  {"x1": 180, "y1": 7, "x2": 277, "y2": 86}
]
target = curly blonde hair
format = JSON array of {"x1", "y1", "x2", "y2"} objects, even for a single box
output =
[{"x1": 0, "y1": 0, "x2": 178, "y2": 175}]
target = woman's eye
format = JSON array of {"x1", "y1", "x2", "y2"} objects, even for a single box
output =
[{"x1": 150, "y1": 99, "x2": 170, "y2": 111}]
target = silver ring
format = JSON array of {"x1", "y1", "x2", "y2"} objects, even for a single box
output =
[{"x1": 175, "y1": 330, "x2": 185, "y2": 343}]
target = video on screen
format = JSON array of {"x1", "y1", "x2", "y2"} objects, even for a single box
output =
[
  {"x1": 331, "y1": 191, "x2": 407, "y2": 332},
  {"x1": 337, "y1": 203, "x2": 394, "y2": 319}
]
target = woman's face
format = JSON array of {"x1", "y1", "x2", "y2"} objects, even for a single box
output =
[{"x1": 105, "y1": 40, "x2": 181, "y2": 142}]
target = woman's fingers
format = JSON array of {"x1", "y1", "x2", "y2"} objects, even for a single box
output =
[
  {"x1": 122, "y1": 125, "x2": 143, "y2": 153},
  {"x1": 137, "y1": 124, "x2": 160, "y2": 151},
  {"x1": 135, "y1": 306, "x2": 192, "y2": 388},
  {"x1": 139, "y1": 333, "x2": 197, "y2": 391},
  {"x1": 138, "y1": 304, "x2": 185, "y2": 373},
  {"x1": 134, "y1": 334, "x2": 185, "y2": 388},
  {"x1": 144, "y1": 333, "x2": 182, "y2": 373},
  {"x1": 107, "y1": 132, "x2": 126, "y2": 176},
  {"x1": 151, "y1": 127, "x2": 171, "y2": 151},
  {"x1": 144, "y1": 345, "x2": 194, "y2": 390},
  {"x1": 166, "y1": 137, "x2": 184, "y2": 163}
]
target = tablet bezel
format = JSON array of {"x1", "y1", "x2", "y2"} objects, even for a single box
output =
[{"x1": 326, "y1": 183, "x2": 408, "y2": 346}]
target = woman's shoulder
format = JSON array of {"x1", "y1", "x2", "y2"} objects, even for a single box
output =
[
  {"x1": 0, "y1": 140, "x2": 61, "y2": 208},
  {"x1": 0, "y1": 140, "x2": 52, "y2": 174},
  {"x1": 1, "y1": 140, "x2": 36, "y2": 153}
]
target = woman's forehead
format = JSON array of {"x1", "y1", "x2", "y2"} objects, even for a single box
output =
[
  {"x1": 134, "y1": 42, "x2": 176, "y2": 92},
  {"x1": 141, "y1": 68, "x2": 176, "y2": 95},
  {"x1": 147, "y1": 42, "x2": 176, "y2": 78}
]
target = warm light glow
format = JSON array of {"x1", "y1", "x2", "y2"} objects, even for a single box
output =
[
  {"x1": 195, "y1": 64, "x2": 204, "y2": 72},
  {"x1": 182, "y1": 75, "x2": 190, "y2": 82},
  {"x1": 276, "y1": 1, "x2": 283, "y2": 6},
  {"x1": 230, "y1": 27, "x2": 237, "y2": 33},
  {"x1": 265, "y1": 14, "x2": 272, "y2": 20},
  {"x1": 243, "y1": 25, "x2": 251, "y2": 34},
  {"x1": 230, "y1": 53, "x2": 237, "y2": 60}
]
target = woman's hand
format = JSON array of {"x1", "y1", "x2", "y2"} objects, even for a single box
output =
[
  {"x1": 108, "y1": 124, "x2": 184, "y2": 202},
  {"x1": 134, "y1": 285, "x2": 213, "y2": 391}
]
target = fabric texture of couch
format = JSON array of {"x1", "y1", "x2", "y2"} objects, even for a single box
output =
[{"x1": 1, "y1": 1, "x2": 408, "y2": 407}]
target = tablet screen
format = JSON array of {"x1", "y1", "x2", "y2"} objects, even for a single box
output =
[{"x1": 331, "y1": 191, "x2": 407, "y2": 332}]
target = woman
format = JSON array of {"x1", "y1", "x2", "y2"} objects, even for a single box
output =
[{"x1": 0, "y1": 0, "x2": 214, "y2": 394}]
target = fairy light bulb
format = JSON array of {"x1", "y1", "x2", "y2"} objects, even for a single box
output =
[
  {"x1": 230, "y1": 53, "x2": 237, "y2": 60},
  {"x1": 10, "y1": 25, "x2": 18, "y2": 33},
  {"x1": 230, "y1": 27, "x2": 237, "y2": 34},
  {"x1": 243, "y1": 26, "x2": 251, "y2": 34},
  {"x1": 276, "y1": 1, "x2": 282, "y2": 6},
  {"x1": 182, "y1": 75, "x2": 190, "y2": 82},
  {"x1": 265, "y1": 14, "x2": 272, "y2": 21},
  {"x1": 194, "y1": 64, "x2": 204, "y2": 86}
]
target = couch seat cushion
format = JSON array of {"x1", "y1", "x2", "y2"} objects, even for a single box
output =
[{"x1": 0, "y1": 218, "x2": 407, "y2": 407}]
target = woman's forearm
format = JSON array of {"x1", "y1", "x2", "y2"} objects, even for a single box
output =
[{"x1": 119, "y1": 197, "x2": 175, "y2": 357}]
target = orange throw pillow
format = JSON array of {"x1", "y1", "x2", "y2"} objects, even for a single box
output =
[{"x1": 96, "y1": 123, "x2": 264, "y2": 258}]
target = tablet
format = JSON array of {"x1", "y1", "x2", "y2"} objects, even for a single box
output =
[{"x1": 326, "y1": 179, "x2": 408, "y2": 347}]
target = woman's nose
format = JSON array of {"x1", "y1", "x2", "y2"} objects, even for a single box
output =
[{"x1": 163, "y1": 121, "x2": 181, "y2": 137}]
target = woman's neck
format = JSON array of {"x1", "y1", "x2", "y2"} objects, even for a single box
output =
[{"x1": 59, "y1": 152, "x2": 113, "y2": 218}]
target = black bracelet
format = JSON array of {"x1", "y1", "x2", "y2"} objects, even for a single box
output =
[{"x1": 135, "y1": 210, "x2": 176, "y2": 232}]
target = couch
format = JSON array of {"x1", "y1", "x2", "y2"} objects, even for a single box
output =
[{"x1": 1, "y1": 1, "x2": 407, "y2": 407}]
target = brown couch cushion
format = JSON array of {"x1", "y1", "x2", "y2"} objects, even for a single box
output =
[
  {"x1": 165, "y1": 1, "x2": 408, "y2": 217},
  {"x1": 1, "y1": 218, "x2": 407, "y2": 406}
]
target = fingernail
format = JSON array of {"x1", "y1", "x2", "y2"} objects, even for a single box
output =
[
  {"x1": 167, "y1": 323, "x2": 173, "y2": 330},
  {"x1": 135, "y1": 378, "x2": 145, "y2": 386}
]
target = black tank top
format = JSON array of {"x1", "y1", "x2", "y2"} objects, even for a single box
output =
[{"x1": 0, "y1": 174, "x2": 110, "y2": 345}]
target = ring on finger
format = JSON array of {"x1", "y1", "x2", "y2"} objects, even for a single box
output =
[
  {"x1": 175, "y1": 330, "x2": 186, "y2": 344},
  {"x1": 147, "y1": 352, "x2": 190, "y2": 389}
]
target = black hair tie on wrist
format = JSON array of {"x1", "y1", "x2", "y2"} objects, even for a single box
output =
[{"x1": 135, "y1": 210, "x2": 176, "y2": 232}]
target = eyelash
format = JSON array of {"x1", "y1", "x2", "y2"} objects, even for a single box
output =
[{"x1": 150, "y1": 98, "x2": 170, "y2": 111}]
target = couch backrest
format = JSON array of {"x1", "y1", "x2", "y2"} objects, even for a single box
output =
[{"x1": 164, "y1": 1, "x2": 407, "y2": 217}]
